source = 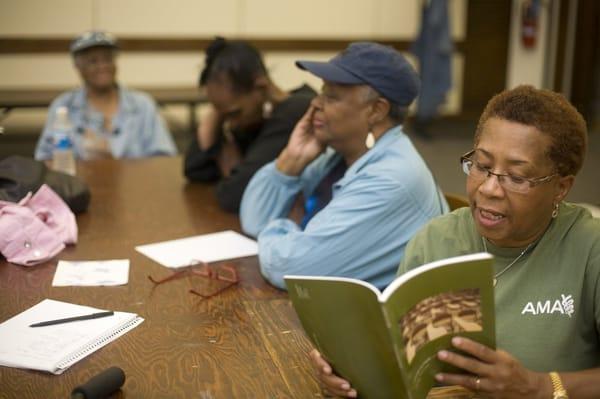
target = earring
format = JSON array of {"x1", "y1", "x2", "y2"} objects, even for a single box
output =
[
  {"x1": 222, "y1": 120, "x2": 234, "y2": 142},
  {"x1": 552, "y1": 202, "x2": 560, "y2": 218},
  {"x1": 365, "y1": 132, "x2": 375, "y2": 149},
  {"x1": 262, "y1": 101, "x2": 273, "y2": 119}
]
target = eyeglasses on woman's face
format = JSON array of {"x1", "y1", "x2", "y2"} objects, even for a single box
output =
[{"x1": 460, "y1": 150, "x2": 557, "y2": 194}]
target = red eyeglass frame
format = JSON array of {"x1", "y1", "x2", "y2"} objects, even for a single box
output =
[{"x1": 147, "y1": 261, "x2": 239, "y2": 299}]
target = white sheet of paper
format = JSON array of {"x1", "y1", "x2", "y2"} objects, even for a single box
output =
[
  {"x1": 52, "y1": 260, "x2": 130, "y2": 286},
  {"x1": 135, "y1": 230, "x2": 258, "y2": 268}
]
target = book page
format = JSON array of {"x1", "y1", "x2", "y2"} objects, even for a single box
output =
[
  {"x1": 286, "y1": 276, "x2": 408, "y2": 398},
  {"x1": 381, "y1": 253, "x2": 495, "y2": 399},
  {"x1": 135, "y1": 230, "x2": 258, "y2": 268},
  {"x1": 0, "y1": 299, "x2": 142, "y2": 374}
]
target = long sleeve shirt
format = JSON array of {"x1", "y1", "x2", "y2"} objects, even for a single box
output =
[
  {"x1": 240, "y1": 125, "x2": 448, "y2": 290},
  {"x1": 34, "y1": 85, "x2": 176, "y2": 160},
  {"x1": 184, "y1": 85, "x2": 315, "y2": 213}
]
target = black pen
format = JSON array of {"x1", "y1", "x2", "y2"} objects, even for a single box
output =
[{"x1": 29, "y1": 311, "x2": 114, "y2": 327}]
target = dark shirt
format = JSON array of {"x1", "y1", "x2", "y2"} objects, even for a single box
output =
[
  {"x1": 300, "y1": 158, "x2": 347, "y2": 229},
  {"x1": 184, "y1": 84, "x2": 316, "y2": 213}
]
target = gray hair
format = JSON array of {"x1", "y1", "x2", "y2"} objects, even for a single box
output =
[{"x1": 363, "y1": 87, "x2": 407, "y2": 124}]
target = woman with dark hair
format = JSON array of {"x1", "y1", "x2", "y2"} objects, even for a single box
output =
[
  {"x1": 184, "y1": 37, "x2": 315, "y2": 212},
  {"x1": 311, "y1": 85, "x2": 600, "y2": 398}
]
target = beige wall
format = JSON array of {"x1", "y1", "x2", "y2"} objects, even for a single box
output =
[
  {"x1": 0, "y1": 0, "x2": 466, "y2": 39},
  {"x1": 506, "y1": 0, "x2": 550, "y2": 89},
  {"x1": 0, "y1": 0, "x2": 467, "y2": 129}
]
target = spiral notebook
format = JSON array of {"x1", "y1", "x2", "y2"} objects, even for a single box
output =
[{"x1": 0, "y1": 299, "x2": 144, "y2": 374}]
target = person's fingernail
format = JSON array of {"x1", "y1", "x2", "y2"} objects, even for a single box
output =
[
  {"x1": 452, "y1": 336, "x2": 462, "y2": 346},
  {"x1": 438, "y1": 350, "x2": 448, "y2": 359},
  {"x1": 435, "y1": 373, "x2": 444, "y2": 382},
  {"x1": 341, "y1": 383, "x2": 350, "y2": 390},
  {"x1": 348, "y1": 389, "x2": 357, "y2": 398}
]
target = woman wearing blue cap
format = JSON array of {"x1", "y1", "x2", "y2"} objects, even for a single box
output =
[
  {"x1": 34, "y1": 31, "x2": 176, "y2": 160},
  {"x1": 240, "y1": 42, "x2": 447, "y2": 291}
]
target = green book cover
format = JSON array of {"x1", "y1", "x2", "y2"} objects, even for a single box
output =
[{"x1": 285, "y1": 252, "x2": 495, "y2": 399}]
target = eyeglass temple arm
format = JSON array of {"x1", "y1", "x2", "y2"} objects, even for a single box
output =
[
  {"x1": 189, "y1": 279, "x2": 239, "y2": 298},
  {"x1": 148, "y1": 268, "x2": 190, "y2": 285},
  {"x1": 148, "y1": 260, "x2": 210, "y2": 285}
]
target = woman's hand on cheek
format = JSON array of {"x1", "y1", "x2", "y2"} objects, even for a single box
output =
[{"x1": 276, "y1": 106, "x2": 325, "y2": 176}]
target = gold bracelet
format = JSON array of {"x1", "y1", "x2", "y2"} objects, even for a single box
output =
[{"x1": 549, "y1": 372, "x2": 569, "y2": 399}]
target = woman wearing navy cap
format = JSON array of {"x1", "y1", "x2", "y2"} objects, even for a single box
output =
[{"x1": 240, "y1": 42, "x2": 448, "y2": 291}]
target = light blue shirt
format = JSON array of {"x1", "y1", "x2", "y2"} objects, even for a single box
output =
[
  {"x1": 34, "y1": 86, "x2": 177, "y2": 160},
  {"x1": 240, "y1": 126, "x2": 448, "y2": 290}
]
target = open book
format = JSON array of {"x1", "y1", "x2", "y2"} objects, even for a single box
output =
[
  {"x1": 285, "y1": 253, "x2": 495, "y2": 399},
  {"x1": 0, "y1": 299, "x2": 143, "y2": 374}
]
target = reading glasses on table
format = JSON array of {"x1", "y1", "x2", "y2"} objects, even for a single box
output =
[{"x1": 147, "y1": 260, "x2": 239, "y2": 299}]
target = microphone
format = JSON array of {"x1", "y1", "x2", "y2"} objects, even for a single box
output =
[{"x1": 71, "y1": 367, "x2": 126, "y2": 399}]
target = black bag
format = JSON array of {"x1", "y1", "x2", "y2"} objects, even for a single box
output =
[{"x1": 0, "y1": 155, "x2": 90, "y2": 214}]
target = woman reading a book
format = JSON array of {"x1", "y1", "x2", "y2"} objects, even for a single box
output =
[{"x1": 311, "y1": 85, "x2": 600, "y2": 398}]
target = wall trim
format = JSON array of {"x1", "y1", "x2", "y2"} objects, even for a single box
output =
[{"x1": 0, "y1": 37, "x2": 466, "y2": 54}]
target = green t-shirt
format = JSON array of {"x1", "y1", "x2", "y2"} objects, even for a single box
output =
[{"x1": 398, "y1": 202, "x2": 600, "y2": 372}]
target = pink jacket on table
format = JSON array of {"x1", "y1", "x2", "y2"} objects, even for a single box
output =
[{"x1": 0, "y1": 184, "x2": 77, "y2": 266}]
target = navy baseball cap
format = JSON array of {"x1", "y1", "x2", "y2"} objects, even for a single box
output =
[
  {"x1": 70, "y1": 31, "x2": 118, "y2": 55},
  {"x1": 296, "y1": 42, "x2": 420, "y2": 106}
]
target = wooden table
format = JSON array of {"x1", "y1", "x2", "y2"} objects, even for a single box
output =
[
  {"x1": 0, "y1": 157, "x2": 473, "y2": 398},
  {"x1": 0, "y1": 157, "x2": 320, "y2": 398}
]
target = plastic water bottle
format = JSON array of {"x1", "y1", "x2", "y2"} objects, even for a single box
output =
[{"x1": 51, "y1": 106, "x2": 76, "y2": 176}]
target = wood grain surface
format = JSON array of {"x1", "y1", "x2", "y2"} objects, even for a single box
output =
[
  {"x1": 0, "y1": 156, "x2": 474, "y2": 398},
  {"x1": 0, "y1": 157, "x2": 318, "y2": 398}
]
